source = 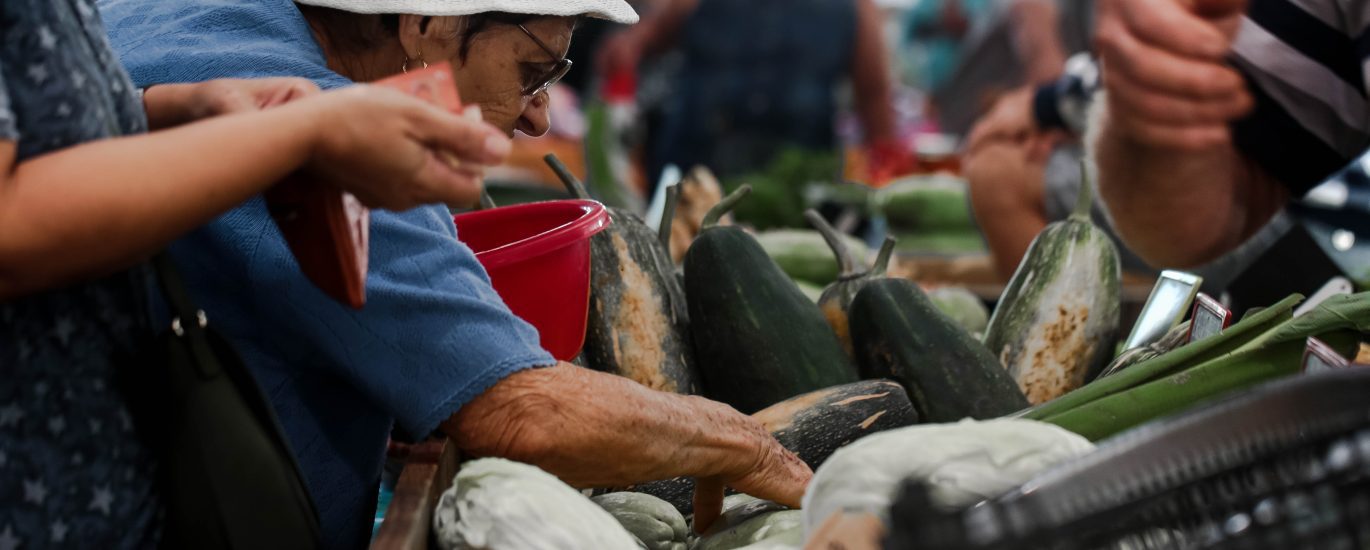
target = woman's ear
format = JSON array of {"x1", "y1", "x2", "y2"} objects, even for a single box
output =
[{"x1": 398, "y1": 14, "x2": 466, "y2": 66}]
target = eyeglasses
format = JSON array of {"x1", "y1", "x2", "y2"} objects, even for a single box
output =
[{"x1": 517, "y1": 24, "x2": 572, "y2": 97}]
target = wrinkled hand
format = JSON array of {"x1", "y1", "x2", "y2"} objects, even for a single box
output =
[
  {"x1": 1094, "y1": 0, "x2": 1251, "y2": 150},
  {"x1": 144, "y1": 77, "x2": 321, "y2": 129},
  {"x1": 301, "y1": 85, "x2": 510, "y2": 210},
  {"x1": 690, "y1": 397, "x2": 813, "y2": 533}
]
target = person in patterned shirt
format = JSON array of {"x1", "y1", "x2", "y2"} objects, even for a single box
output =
[{"x1": 0, "y1": 0, "x2": 518, "y2": 546}]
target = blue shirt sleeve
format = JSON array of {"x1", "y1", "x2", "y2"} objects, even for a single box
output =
[{"x1": 233, "y1": 202, "x2": 556, "y2": 441}]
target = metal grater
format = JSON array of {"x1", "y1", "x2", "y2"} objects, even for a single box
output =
[{"x1": 886, "y1": 369, "x2": 1370, "y2": 550}]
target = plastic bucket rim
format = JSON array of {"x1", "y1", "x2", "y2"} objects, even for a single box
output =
[{"x1": 455, "y1": 199, "x2": 610, "y2": 271}]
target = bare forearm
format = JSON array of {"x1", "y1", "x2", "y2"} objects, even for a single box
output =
[
  {"x1": 0, "y1": 102, "x2": 321, "y2": 297},
  {"x1": 448, "y1": 363, "x2": 763, "y2": 488},
  {"x1": 1091, "y1": 104, "x2": 1283, "y2": 267},
  {"x1": 852, "y1": 0, "x2": 897, "y2": 143}
]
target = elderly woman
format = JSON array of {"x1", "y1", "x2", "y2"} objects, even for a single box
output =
[
  {"x1": 0, "y1": 0, "x2": 519, "y2": 546},
  {"x1": 97, "y1": 0, "x2": 809, "y2": 547}
]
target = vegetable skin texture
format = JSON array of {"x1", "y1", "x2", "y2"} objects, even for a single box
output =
[
  {"x1": 850, "y1": 278, "x2": 1028, "y2": 422},
  {"x1": 1020, "y1": 293, "x2": 1303, "y2": 421},
  {"x1": 593, "y1": 492, "x2": 689, "y2": 550},
  {"x1": 983, "y1": 165, "x2": 1121, "y2": 404},
  {"x1": 548, "y1": 154, "x2": 700, "y2": 394},
  {"x1": 808, "y1": 207, "x2": 897, "y2": 358},
  {"x1": 432, "y1": 458, "x2": 639, "y2": 550},
  {"x1": 685, "y1": 185, "x2": 858, "y2": 414},
  {"x1": 1041, "y1": 292, "x2": 1370, "y2": 440}
]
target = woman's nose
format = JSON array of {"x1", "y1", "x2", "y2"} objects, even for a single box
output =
[{"x1": 516, "y1": 92, "x2": 552, "y2": 137}]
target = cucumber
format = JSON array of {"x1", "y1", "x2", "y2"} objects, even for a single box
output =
[
  {"x1": 850, "y1": 278, "x2": 1028, "y2": 422},
  {"x1": 878, "y1": 175, "x2": 976, "y2": 232},
  {"x1": 549, "y1": 156, "x2": 699, "y2": 394},
  {"x1": 807, "y1": 209, "x2": 897, "y2": 357},
  {"x1": 685, "y1": 186, "x2": 858, "y2": 414},
  {"x1": 756, "y1": 229, "x2": 869, "y2": 287},
  {"x1": 983, "y1": 164, "x2": 1121, "y2": 404},
  {"x1": 927, "y1": 287, "x2": 990, "y2": 336}
]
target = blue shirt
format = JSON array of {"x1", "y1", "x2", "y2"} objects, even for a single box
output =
[
  {"x1": 0, "y1": 0, "x2": 162, "y2": 547},
  {"x1": 98, "y1": 1, "x2": 557, "y2": 547}
]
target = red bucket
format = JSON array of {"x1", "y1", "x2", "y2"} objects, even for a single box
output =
[{"x1": 453, "y1": 200, "x2": 609, "y2": 361}]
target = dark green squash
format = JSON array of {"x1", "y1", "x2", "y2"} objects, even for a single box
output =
[
  {"x1": 805, "y1": 209, "x2": 897, "y2": 358},
  {"x1": 850, "y1": 278, "x2": 1028, "y2": 422},
  {"x1": 546, "y1": 155, "x2": 699, "y2": 394},
  {"x1": 616, "y1": 380, "x2": 919, "y2": 514},
  {"x1": 685, "y1": 186, "x2": 858, "y2": 413}
]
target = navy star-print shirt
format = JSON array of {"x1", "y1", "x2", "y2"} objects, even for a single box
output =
[{"x1": 0, "y1": 0, "x2": 162, "y2": 547}]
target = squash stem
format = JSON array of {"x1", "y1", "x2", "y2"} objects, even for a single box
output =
[
  {"x1": 871, "y1": 236, "x2": 898, "y2": 277},
  {"x1": 805, "y1": 209, "x2": 860, "y2": 277},
  {"x1": 478, "y1": 189, "x2": 497, "y2": 210},
  {"x1": 544, "y1": 154, "x2": 592, "y2": 200},
  {"x1": 702, "y1": 185, "x2": 752, "y2": 229},
  {"x1": 1072, "y1": 160, "x2": 1094, "y2": 221},
  {"x1": 660, "y1": 182, "x2": 681, "y2": 251}
]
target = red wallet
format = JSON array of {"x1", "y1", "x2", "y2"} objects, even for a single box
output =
[{"x1": 265, "y1": 64, "x2": 463, "y2": 309}]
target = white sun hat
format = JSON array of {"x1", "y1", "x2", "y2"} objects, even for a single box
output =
[{"x1": 293, "y1": 0, "x2": 639, "y2": 24}]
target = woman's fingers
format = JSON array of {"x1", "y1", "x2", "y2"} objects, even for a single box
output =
[
  {"x1": 692, "y1": 477, "x2": 726, "y2": 534},
  {"x1": 1116, "y1": 0, "x2": 1232, "y2": 60},
  {"x1": 402, "y1": 95, "x2": 513, "y2": 166},
  {"x1": 1104, "y1": 63, "x2": 1253, "y2": 126},
  {"x1": 1096, "y1": 17, "x2": 1245, "y2": 101},
  {"x1": 724, "y1": 438, "x2": 812, "y2": 510}
]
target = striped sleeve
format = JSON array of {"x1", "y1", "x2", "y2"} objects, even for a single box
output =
[
  {"x1": 1229, "y1": 0, "x2": 1370, "y2": 196},
  {"x1": 0, "y1": 63, "x2": 14, "y2": 141}
]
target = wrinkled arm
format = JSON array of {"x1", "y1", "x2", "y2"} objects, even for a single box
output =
[
  {"x1": 444, "y1": 363, "x2": 811, "y2": 528},
  {"x1": 1090, "y1": 101, "x2": 1286, "y2": 268}
]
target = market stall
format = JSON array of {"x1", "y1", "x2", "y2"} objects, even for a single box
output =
[{"x1": 368, "y1": 151, "x2": 1370, "y2": 549}]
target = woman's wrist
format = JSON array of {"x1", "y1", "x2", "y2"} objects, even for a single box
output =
[{"x1": 142, "y1": 83, "x2": 197, "y2": 130}]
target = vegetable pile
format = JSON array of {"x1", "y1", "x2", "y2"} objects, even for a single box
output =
[{"x1": 420, "y1": 157, "x2": 1370, "y2": 550}]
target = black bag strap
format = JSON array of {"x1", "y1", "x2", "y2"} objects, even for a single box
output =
[
  {"x1": 146, "y1": 253, "x2": 322, "y2": 548},
  {"x1": 152, "y1": 253, "x2": 221, "y2": 379}
]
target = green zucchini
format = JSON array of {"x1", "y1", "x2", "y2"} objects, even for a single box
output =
[
  {"x1": 807, "y1": 209, "x2": 897, "y2": 358},
  {"x1": 878, "y1": 175, "x2": 976, "y2": 233},
  {"x1": 685, "y1": 185, "x2": 858, "y2": 413},
  {"x1": 982, "y1": 164, "x2": 1121, "y2": 404},
  {"x1": 850, "y1": 278, "x2": 1028, "y2": 422},
  {"x1": 619, "y1": 380, "x2": 917, "y2": 514},
  {"x1": 755, "y1": 229, "x2": 869, "y2": 287},
  {"x1": 548, "y1": 155, "x2": 699, "y2": 394},
  {"x1": 927, "y1": 286, "x2": 991, "y2": 336}
]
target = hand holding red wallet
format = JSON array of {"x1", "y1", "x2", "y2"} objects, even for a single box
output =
[{"x1": 266, "y1": 64, "x2": 494, "y2": 308}]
